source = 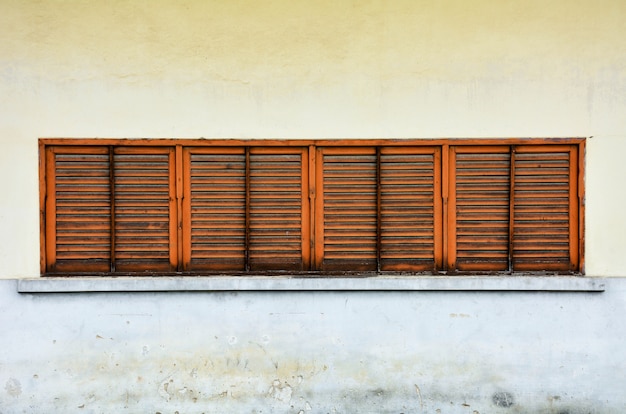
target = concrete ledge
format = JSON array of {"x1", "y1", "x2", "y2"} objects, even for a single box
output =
[{"x1": 17, "y1": 276, "x2": 605, "y2": 293}]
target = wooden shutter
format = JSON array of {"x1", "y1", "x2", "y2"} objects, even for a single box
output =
[
  {"x1": 183, "y1": 147, "x2": 309, "y2": 272},
  {"x1": 380, "y1": 147, "x2": 442, "y2": 271},
  {"x1": 316, "y1": 147, "x2": 377, "y2": 271},
  {"x1": 42, "y1": 139, "x2": 583, "y2": 275},
  {"x1": 45, "y1": 146, "x2": 112, "y2": 273},
  {"x1": 183, "y1": 148, "x2": 246, "y2": 271},
  {"x1": 512, "y1": 145, "x2": 579, "y2": 271},
  {"x1": 113, "y1": 147, "x2": 177, "y2": 272},
  {"x1": 448, "y1": 146, "x2": 511, "y2": 271},
  {"x1": 248, "y1": 148, "x2": 309, "y2": 270}
]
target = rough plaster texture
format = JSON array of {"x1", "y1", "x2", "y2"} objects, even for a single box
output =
[
  {"x1": 1, "y1": 279, "x2": 625, "y2": 413},
  {"x1": 1, "y1": 0, "x2": 626, "y2": 276},
  {"x1": 1, "y1": 2, "x2": 626, "y2": 411}
]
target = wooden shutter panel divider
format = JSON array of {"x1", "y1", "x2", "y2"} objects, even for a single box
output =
[
  {"x1": 577, "y1": 141, "x2": 585, "y2": 272},
  {"x1": 182, "y1": 147, "x2": 190, "y2": 270},
  {"x1": 441, "y1": 144, "x2": 449, "y2": 270},
  {"x1": 245, "y1": 146, "x2": 251, "y2": 271},
  {"x1": 314, "y1": 147, "x2": 325, "y2": 271},
  {"x1": 570, "y1": 145, "x2": 580, "y2": 270},
  {"x1": 44, "y1": 146, "x2": 57, "y2": 272},
  {"x1": 508, "y1": 146, "x2": 516, "y2": 272},
  {"x1": 376, "y1": 147, "x2": 382, "y2": 272},
  {"x1": 175, "y1": 145, "x2": 184, "y2": 272},
  {"x1": 109, "y1": 146, "x2": 116, "y2": 272},
  {"x1": 308, "y1": 145, "x2": 317, "y2": 271},
  {"x1": 435, "y1": 146, "x2": 444, "y2": 270}
]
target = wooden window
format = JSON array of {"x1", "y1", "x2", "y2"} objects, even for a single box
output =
[
  {"x1": 182, "y1": 147, "x2": 309, "y2": 271},
  {"x1": 380, "y1": 147, "x2": 442, "y2": 272},
  {"x1": 44, "y1": 146, "x2": 177, "y2": 273},
  {"x1": 113, "y1": 147, "x2": 177, "y2": 272},
  {"x1": 315, "y1": 147, "x2": 378, "y2": 271},
  {"x1": 45, "y1": 146, "x2": 112, "y2": 273},
  {"x1": 40, "y1": 139, "x2": 584, "y2": 275},
  {"x1": 182, "y1": 147, "x2": 246, "y2": 271},
  {"x1": 447, "y1": 144, "x2": 581, "y2": 272},
  {"x1": 511, "y1": 145, "x2": 579, "y2": 271},
  {"x1": 314, "y1": 146, "x2": 442, "y2": 272},
  {"x1": 448, "y1": 146, "x2": 511, "y2": 271}
]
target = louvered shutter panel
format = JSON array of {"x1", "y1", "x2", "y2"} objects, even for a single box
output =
[
  {"x1": 113, "y1": 147, "x2": 177, "y2": 272},
  {"x1": 317, "y1": 148, "x2": 377, "y2": 271},
  {"x1": 380, "y1": 147, "x2": 441, "y2": 271},
  {"x1": 249, "y1": 148, "x2": 309, "y2": 270},
  {"x1": 512, "y1": 145, "x2": 579, "y2": 271},
  {"x1": 449, "y1": 147, "x2": 511, "y2": 271},
  {"x1": 46, "y1": 146, "x2": 112, "y2": 272},
  {"x1": 43, "y1": 140, "x2": 582, "y2": 275},
  {"x1": 183, "y1": 148, "x2": 246, "y2": 271}
]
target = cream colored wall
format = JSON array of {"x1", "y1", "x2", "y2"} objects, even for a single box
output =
[{"x1": 1, "y1": 0, "x2": 625, "y2": 277}]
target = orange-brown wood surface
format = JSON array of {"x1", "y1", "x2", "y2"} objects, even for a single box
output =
[{"x1": 40, "y1": 139, "x2": 585, "y2": 275}]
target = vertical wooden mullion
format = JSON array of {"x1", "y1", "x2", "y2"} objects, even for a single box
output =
[
  {"x1": 39, "y1": 142, "x2": 48, "y2": 274},
  {"x1": 109, "y1": 146, "x2": 116, "y2": 272},
  {"x1": 569, "y1": 145, "x2": 580, "y2": 271},
  {"x1": 308, "y1": 145, "x2": 316, "y2": 271},
  {"x1": 168, "y1": 147, "x2": 179, "y2": 272},
  {"x1": 300, "y1": 147, "x2": 311, "y2": 270},
  {"x1": 433, "y1": 146, "x2": 444, "y2": 271},
  {"x1": 376, "y1": 146, "x2": 382, "y2": 272},
  {"x1": 175, "y1": 145, "x2": 184, "y2": 271},
  {"x1": 314, "y1": 147, "x2": 325, "y2": 271},
  {"x1": 44, "y1": 147, "x2": 57, "y2": 273},
  {"x1": 244, "y1": 146, "x2": 251, "y2": 272},
  {"x1": 578, "y1": 141, "x2": 585, "y2": 273},
  {"x1": 446, "y1": 146, "x2": 457, "y2": 271},
  {"x1": 181, "y1": 148, "x2": 192, "y2": 271},
  {"x1": 508, "y1": 146, "x2": 516, "y2": 273}
]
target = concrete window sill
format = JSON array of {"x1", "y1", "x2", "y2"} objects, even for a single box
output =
[{"x1": 17, "y1": 275, "x2": 605, "y2": 293}]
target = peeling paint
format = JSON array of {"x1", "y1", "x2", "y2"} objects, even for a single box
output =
[
  {"x1": 5, "y1": 378, "x2": 21, "y2": 397},
  {"x1": 492, "y1": 391, "x2": 515, "y2": 408},
  {"x1": 268, "y1": 379, "x2": 293, "y2": 402}
]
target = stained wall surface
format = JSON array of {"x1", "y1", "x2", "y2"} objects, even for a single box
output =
[
  {"x1": 1, "y1": 1, "x2": 626, "y2": 412},
  {"x1": 1, "y1": 279, "x2": 625, "y2": 413},
  {"x1": 1, "y1": 0, "x2": 626, "y2": 277}
]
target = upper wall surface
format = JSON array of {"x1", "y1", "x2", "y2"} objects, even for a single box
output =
[{"x1": 1, "y1": 0, "x2": 626, "y2": 276}]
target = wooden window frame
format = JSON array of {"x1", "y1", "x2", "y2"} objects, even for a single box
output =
[{"x1": 40, "y1": 138, "x2": 585, "y2": 276}]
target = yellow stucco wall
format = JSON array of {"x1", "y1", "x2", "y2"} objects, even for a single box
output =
[{"x1": 1, "y1": 0, "x2": 625, "y2": 276}]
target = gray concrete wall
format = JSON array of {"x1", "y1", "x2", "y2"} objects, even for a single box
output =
[{"x1": 1, "y1": 278, "x2": 624, "y2": 413}]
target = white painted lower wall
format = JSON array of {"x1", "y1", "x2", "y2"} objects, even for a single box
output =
[{"x1": 1, "y1": 278, "x2": 624, "y2": 413}]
